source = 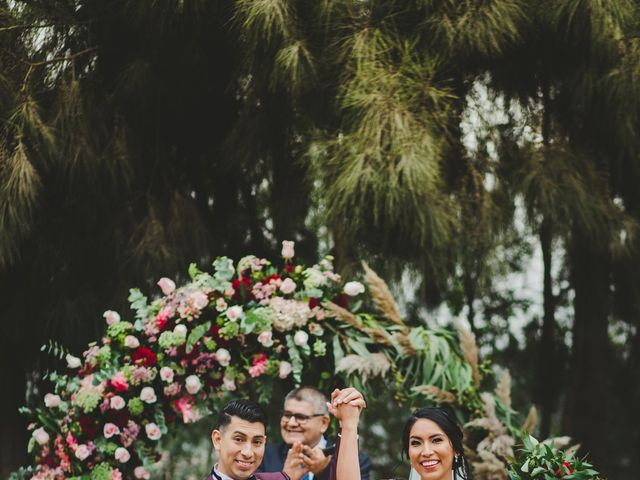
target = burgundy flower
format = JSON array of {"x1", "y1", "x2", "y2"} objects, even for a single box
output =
[
  {"x1": 79, "y1": 415, "x2": 99, "y2": 438},
  {"x1": 308, "y1": 297, "x2": 319, "y2": 309},
  {"x1": 132, "y1": 347, "x2": 157, "y2": 366},
  {"x1": 232, "y1": 276, "x2": 254, "y2": 300}
]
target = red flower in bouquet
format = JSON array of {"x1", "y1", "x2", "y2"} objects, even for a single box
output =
[{"x1": 132, "y1": 347, "x2": 157, "y2": 366}]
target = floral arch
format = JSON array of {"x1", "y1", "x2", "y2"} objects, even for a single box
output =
[{"x1": 20, "y1": 242, "x2": 597, "y2": 480}]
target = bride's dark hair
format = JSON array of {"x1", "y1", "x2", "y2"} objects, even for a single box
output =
[{"x1": 402, "y1": 407, "x2": 472, "y2": 479}]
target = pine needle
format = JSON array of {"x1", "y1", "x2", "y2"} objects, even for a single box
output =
[
  {"x1": 361, "y1": 261, "x2": 405, "y2": 327},
  {"x1": 520, "y1": 405, "x2": 538, "y2": 433},
  {"x1": 495, "y1": 369, "x2": 512, "y2": 408},
  {"x1": 455, "y1": 320, "x2": 480, "y2": 387},
  {"x1": 412, "y1": 384, "x2": 456, "y2": 403}
]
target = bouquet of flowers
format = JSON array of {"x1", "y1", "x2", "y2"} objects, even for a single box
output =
[
  {"x1": 508, "y1": 435, "x2": 600, "y2": 480},
  {"x1": 24, "y1": 241, "x2": 367, "y2": 480}
]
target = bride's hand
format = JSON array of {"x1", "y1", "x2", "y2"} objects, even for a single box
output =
[{"x1": 328, "y1": 387, "x2": 365, "y2": 427}]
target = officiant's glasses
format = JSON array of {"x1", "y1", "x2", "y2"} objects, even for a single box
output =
[{"x1": 281, "y1": 411, "x2": 325, "y2": 424}]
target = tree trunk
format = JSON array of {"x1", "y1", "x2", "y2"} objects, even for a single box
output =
[
  {"x1": 535, "y1": 217, "x2": 559, "y2": 439},
  {"x1": 565, "y1": 232, "x2": 611, "y2": 472}
]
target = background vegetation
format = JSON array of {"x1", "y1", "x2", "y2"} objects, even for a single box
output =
[{"x1": 1, "y1": 1, "x2": 639, "y2": 479}]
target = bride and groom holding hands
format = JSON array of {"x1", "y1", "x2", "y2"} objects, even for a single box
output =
[{"x1": 208, "y1": 385, "x2": 470, "y2": 480}]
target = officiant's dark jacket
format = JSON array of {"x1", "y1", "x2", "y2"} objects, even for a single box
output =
[{"x1": 258, "y1": 439, "x2": 372, "y2": 480}]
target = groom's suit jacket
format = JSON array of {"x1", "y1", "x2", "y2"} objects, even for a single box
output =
[{"x1": 258, "y1": 439, "x2": 372, "y2": 480}]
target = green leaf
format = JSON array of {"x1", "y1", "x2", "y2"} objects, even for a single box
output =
[{"x1": 186, "y1": 321, "x2": 211, "y2": 354}]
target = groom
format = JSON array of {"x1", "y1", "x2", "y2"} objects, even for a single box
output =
[
  {"x1": 208, "y1": 398, "x2": 290, "y2": 480},
  {"x1": 259, "y1": 386, "x2": 371, "y2": 480}
]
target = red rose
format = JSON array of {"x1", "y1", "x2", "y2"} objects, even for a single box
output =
[
  {"x1": 132, "y1": 347, "x2": 157, "y2": 366},
  {"x1": 262, "y1": 274, "x2": 281, "y2": 284},
  {"x1": 308, "y1": 297, "x2": 319, "y2": 309},
  {"x1": 232, "y1": 277, "x2": 254, "y2": 300}
]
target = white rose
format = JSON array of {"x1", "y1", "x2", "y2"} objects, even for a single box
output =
[
  {"x1": 75, "y1": 444, "x2": 90, "y2": 461},
  {"x1": 281, "y1": 240, "x2": 295, "y2": 259},
  {"x1": 140, "y1": 386, "x2": 157, "y2": 404},
  {"x1": 66, "y1": 354, "x2": 82, "y2": 369},
  {"x1": 115, "y1": 447, "x2": 130, "y2": 463},
  {"x1": 216, "y1": 298, "x2": 228, "y2": 312},
  {"x1": 185, "y1": 375, "x2": 202, "y2": 395},
  {"x1": 279, "y1": 361, "x2": 293, "y2": 379},
  {"x1": 145, "y1": 422, "x2": 162, "y2": 441},
  {"x1": 134, "y1": 467, "x2": 151, "y2": 480},
  {"x1": 257, "y1": 330, "x2": 274, "y2": 347},
  {"x1": 103, "y1": 310, "x2": 121, "y2": 325},
  {"x1": 32, "y1": 427, "x2": 49, "y2": 445},
  {"x1": 44, "y1": 393, "x2": 61, "y2": 408},
  {"x1": 160, "y1": 366, "x2": 174, "y2": 383},
  {"x1": 216, "y1": 348, "x2": 231, "y2": 367},
  {"x1": 173, "y1": 324, "x2": 188, "y2": 338},
  {"x1": 110, "y1": 395, "x2": 125, "y2": 410},
  {"x1": 157, "y1": 277, "x2": 176, "y2": 295},
  {"x1": 343, "y1": 281, "x2": 365, "y2": 296},
  {"x1": 226, "y1": 305, "x2": 244, "y2": 322},
  {"x1": 279, "y1": 278, "x2": 297, "y2": 295},
  {"x1": 293, "y1": 330, "x2": 309, "y2": 347},
  {"x1": 124, "y1": 335, "x2": 140, "y2": 348}
]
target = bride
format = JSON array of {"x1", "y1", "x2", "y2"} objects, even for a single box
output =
[{"x1": 328, "y1": 387, "x2": 472, "y2": 480}]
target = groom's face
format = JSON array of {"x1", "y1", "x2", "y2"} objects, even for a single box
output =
[
  {"x1": 212, "y1": 416, "x2": 266, "y2": 480},
  {"x1": 280, "y1": 399, "x2": 329, "y2": 447}
]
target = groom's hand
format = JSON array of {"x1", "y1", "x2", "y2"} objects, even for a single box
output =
[
  {"x1": 283, "y1": 442, "x2": 310, "y2": 480},
  {"x1": 301, "y1": 445, "x2": 331, "y2": 475}
]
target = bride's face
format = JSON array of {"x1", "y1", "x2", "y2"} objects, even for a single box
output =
[{"x1": 407, "y1": 418, "x2": 455, "y2": 480}]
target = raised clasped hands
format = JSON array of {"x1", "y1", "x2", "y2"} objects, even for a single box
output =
[{"x1": 328, "y1": 387, "x2": 366, "y2": 429}]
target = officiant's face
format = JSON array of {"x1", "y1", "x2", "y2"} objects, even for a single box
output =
[
  {"x1": 212, "y1": 415, "x2": 267, "y2": 480},
  {"x1": 280, "y1": 398, "x2": 330, "y2": 446}
]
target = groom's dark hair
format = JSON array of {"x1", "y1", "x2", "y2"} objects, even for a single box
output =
[{"x1": 217, "y1": 399, "x2": 267, "y2": 431}]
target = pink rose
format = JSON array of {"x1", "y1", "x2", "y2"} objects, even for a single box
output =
[
  {"x1": 112, "y1": 469, "x2": 123, "y2": 480},
  {"x1": 134, "y1": 467, "x2": 151, "y2": 479},
  {"x1": 281, "y1": 240, "x2": 295, "y2": 259},
  {"x1": 216, "y1": 348, "x2": 231, "y2": 367},
  {"x1": 160, "y1": 366, "x2": 174, "y2": 383},
  {"x1": 223, "y1": 376, "x2": 237, "y2": 391},
  {"x1": 103, "y1": 423, "x2": 120, "y2": 439},
  {"x1": 293, "y1": 330, "x2": 309, "y2": 347},
  {"x1": 279, "y1": 361, "x2": 293, "y2": 379},
  {"x1": 157, "y1": 277, "x2": 176, "y2": 295},
  {"x1": 145, "y1": 422, "x2": 162, "y2": 440},
  {"x1": 279, "y1": 277, "x2": 297, "y2": 295},
  {"x1": 190, "y1": 291, "x2": 209, "y2": 310},
  {"x1": 103, "y1": 310, "x2": 121, "y2": 325},
  {"x1": 110, "y1": 396, "x2": 125, "y2": 410},
  {"x1": 257, "y1": 330, "x2": 274, "y2": 347},
  {"x1": 124, "y1": 335, "x2": 140, "y2": 348},
  {"x1": 32, "y1": 427, "x2": 49, "y2": 445},
  {"x1": 44, "y1": 393, "x2": 61, "y2": 408},
  {"x1": 75, "y1": 444, "x2": 90, "y2": 461},
  {"x1": 343, "y1": 281, "x2": 365, "y2": 296},
  {"x1": 185, "y1": 375, "x2": 202, "y2": 395},
  {"x1": 226, "y1": 305, "x2": 243, "y2": 322},
  {"x1": 140, "y1": 387, "x2": 157, "y2": 404},
  {"x1": 111, "y1": 372, "x2": 129, "y2": 391},
  {"x1": 114, "y1": 447, "x2": 130, "y2": 463}
]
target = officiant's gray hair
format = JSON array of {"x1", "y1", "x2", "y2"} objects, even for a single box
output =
[{"x1": 285, "y1": 386, "x2": 329, "y2": 415}]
